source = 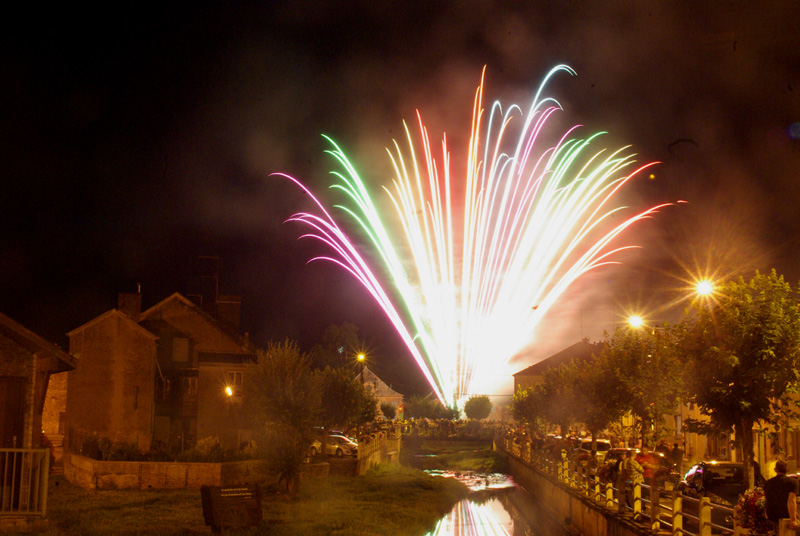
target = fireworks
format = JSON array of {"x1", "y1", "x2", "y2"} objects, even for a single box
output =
[{"x1": 277, "y1": 66, "x2": 670, "y2": 407}]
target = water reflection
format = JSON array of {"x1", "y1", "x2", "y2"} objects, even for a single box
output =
[
  {"x1": 426, "y1": 498, "x2": 513, "y2": 535},
  {"x1": 424, "y1": 470, "x2": 567, "y2": 536}
]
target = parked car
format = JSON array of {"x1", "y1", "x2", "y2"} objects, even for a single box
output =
[
  {"x1": 308, "y1": 439, "x2": 322, "y2": 457},
  {"x1": 677, "y1": 461, "x2": 766, "y2": 530},
  {"x1": 326, "y1": 434, "x2": 358, "y2": 458},
  {"x1": 576, "y1": 439, "x2": 613, "y2": 463}
]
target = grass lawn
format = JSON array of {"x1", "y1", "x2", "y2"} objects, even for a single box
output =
[{"x1": 39, "y1": 464, "x2": 469, "y2": 536}]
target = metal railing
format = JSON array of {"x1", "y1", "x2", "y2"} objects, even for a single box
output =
[
  {"x1": 497, "y1": 437, "x2": 735, "y2": 536},
  {"x1": 0, "y1": 448, "x2": 50, "y2": 517}
]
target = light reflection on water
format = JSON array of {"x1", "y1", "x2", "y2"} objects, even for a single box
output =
[
  {"x1": 424, "y1": 471, "x2": 517, "y2": 536},
  {"x1": 425, "y1": 498, "x2": 513, "y2": 536}
]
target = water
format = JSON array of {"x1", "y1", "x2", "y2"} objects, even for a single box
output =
[{"x1": 423, "y1": 470, "x2": 569, "y2": 536}]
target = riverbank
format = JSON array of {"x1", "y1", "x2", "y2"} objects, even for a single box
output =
[{"x1": 36, "y1": 463, "x2": 468, "y2": 535}]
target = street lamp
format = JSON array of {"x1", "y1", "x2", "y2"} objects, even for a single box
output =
[
  {"x1": 627, "y1": 315, "x2": 644, "y2": 329},
  {"x1": 357, "y1": 353, "x2": 365, "y2": 386},
  {"x1": 695, "y1": 279, "x2": 714, "y2": 297}
]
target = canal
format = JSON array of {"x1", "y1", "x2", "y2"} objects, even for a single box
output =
[{"x1": 411, "y1": 443, "x2": 571, "y2": 536}]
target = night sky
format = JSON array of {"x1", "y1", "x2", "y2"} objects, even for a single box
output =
[{"x1": 2, "y1": 3, "x2": 799, "y2": 396}]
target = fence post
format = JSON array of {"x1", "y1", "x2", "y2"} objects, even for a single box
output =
[
  {"x1": 594, "y1": 473, "x2": 601, "y2": 501},
  {"x1": 633, "y1": 481, "x2": 642, "y2": 519},
  {"x1": 650, "y1": 484, "x2": 660, "y2": 531},
  {"x1": 699, "y1": 496, "x2": 711, "y2": 536},
  {"x1": 672, "y1": 489, "x2": 683, "y2": 536},
  {"x1": 606, "y1": 481, "x2": 614, "y2": 509}
]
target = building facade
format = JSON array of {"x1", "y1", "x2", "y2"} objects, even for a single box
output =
[{"x1": 65, "y1": 292, "x2": 256, "y2": 455}]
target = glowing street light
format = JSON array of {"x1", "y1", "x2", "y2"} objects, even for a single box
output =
[
  {"x1": 628, "y1": 315, "x2": 644, "y2": 329},
  {"x1": 357, "y1": 353, "x2": 365, "y2": 386},
  {"x1": 695, "y1": 279, "x2": 714, "y2": 297},
  {"x1": 224, "y1": 386, "x2": 233, "y2": 397}
]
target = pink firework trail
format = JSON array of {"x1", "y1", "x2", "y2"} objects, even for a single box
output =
[{"x1": 276, "y1": 66, "x2": 672, "y2": 407}]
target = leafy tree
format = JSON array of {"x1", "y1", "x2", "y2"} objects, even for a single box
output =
[
  {"x1": 541, "y1": 360, "x2": 581, "y2": 437},
  {"x1": 600, "y1": 324, "x2": 683, "y2": 446},
  {"x1": 571, "y1": 351, "x2": 627, "y2": 449},
  {"x1": 404, "y1": 394, "x2": 440, "y2": 419},
  {"x1": 403, "y1": 394, "x2": 459, "y2": 420},
  {"x1": 244, "y1": 339, "x2": 320, "y2": 493},
  {"x1": 315, "y1": 367, "x2": 367, "y2": 430},
  {"x1": 246, "y1": 339, "x2": 320, "y2": 434},
  {"x1": 464, "y1": 395, "x2": 493, "y2": 420},
  {"x1": 511, "y1": 384, "x2": 545, "y2": 426},
  {"x1": 678, "y1": 270, "x2": 800, "y2": 487},
  {"x1": 380, "y1": 402, "x2": 397, "y2": 420},
  {"x1": 309, "y1": 322, "x2": 363, "y2": 370}
]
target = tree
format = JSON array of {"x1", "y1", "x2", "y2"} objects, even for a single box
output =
[
  {"x1": 600, "y1": 323, "x2": 683, "y2": 447},
  {"x1": 315, "y1": 367, "x2": 367, "y2": 430},
  {"x1": 464, "y1": 395, "x2": 493, "y2": 420},
  {"x1": 541, "y1": 360, "x2": 581, "y2": 437},
  {"x1": 309, "y1": 322, "x2": 364, "y2": 370},
  {"x1": 571, "y1": 351, "x2": 627, "y2": 450},
  {"x1": 679, "y1": 270, "x2": 800, "y2": 488},
  {"x1": 244, "y1": 339, "x2": 320, "y2": 493},
  {"x1": 380, "y1": 402, "x2": 397, "y2": 420},
  {"x1": 511, "y1": 384, "x2": 547, "y2": 433}
]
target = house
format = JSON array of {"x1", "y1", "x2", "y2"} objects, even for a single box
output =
[
  {"x1": 512, "y1": 338, "x2": 604, "y2": 393},
  {"x1": 356, "y1": 366, "x2": 404, "y2": 419},
  {"x1": 64, "y1": 291, "x2": 256, "y2": 456},
  {"x1": 0, "y1": 312, "x2": 76, "y2": 529}
]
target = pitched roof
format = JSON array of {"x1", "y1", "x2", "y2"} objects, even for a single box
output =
[
  {"x1": 139, "y1": 292, "x2": 247, "y2": 346},
  {"x1": 66, "y1": 309, "x2": 159, "y2": 341},
  {"x1": 358, "y1": 366, "x2": 403, "y2": 398},
  {"x1": 513, "y1": 339, "x2": 604, "y2": 377},
  {"x1": 0, "y1": 311, "x2": 77, "y2": 372}
]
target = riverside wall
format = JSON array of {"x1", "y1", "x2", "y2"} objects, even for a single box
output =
[{"x1": 500, "y1": 444, "x2": 657, "y2": 536}]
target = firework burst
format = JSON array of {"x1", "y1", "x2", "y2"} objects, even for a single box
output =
[{"x1": 276, "y1": 66, "x2": 671, "y2": 407}]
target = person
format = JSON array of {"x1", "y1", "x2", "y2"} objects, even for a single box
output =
[
  {"x1": 618, "y1": 450, "x2": 644, "y2": 511},
  {"x1": 636, "y1": 445, "x2": 657, "y2": 483},
  {"x1": 670, "y1": 443, "x2": 684, "y2": 474},
  {"x1": 764, "y1": 459, "x2": 799, "y2": 528},
  {"x1": 655, "y1": 440, "x2": 670, "y2": 455}
]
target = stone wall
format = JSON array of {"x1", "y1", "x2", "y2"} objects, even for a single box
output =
[
  {"x1": 502, "y1": 446, "x2": 655, "y2": 536},
  {"x1": 64, "y1": 451, "x2": 328, "y2": 490}
]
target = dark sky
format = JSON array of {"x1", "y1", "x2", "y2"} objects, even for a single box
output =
[{"x1": 2, "y1": 2, "x2": 799, "y2": 396}]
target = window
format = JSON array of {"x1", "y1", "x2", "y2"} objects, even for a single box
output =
[
  {"x1": 226, "y1": 371, "x2": 243, "y2": 388},
  {"x1": 172, "y1": 338, "x2": 189, "y2": 362},
  {"x1": 182, "y1": 377, "x2": 197, "y2": 397}
]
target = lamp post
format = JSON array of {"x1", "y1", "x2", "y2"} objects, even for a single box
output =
[{"x1": 357, "y1": 353, "x2": 365, "y2": 386}]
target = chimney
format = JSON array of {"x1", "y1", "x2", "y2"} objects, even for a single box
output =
[
  {"x1": 118, "y1": 291, "x2": 142, "y2": 322},
  {"x1": 215, "y1": 294, "x2": 241, "y2": 330}
]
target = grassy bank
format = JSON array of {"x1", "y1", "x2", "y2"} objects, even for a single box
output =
[
  {"x1": 39, "y1": 464, "x2": 468, "y2": 536},
  {"x1": 402, "y1": 438, "x2": 508, "y2": 473}
]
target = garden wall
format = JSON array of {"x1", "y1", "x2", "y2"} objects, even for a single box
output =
[{"x1": 64, "y1": 452, "x2": 328, "y2": 490}]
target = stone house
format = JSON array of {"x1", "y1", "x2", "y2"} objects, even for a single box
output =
[
  {"x1": 64, "y1": 291, "x2": 256, "y2": 456},
  {"x1": 357, "y1": 366, "x2": 404, "y2": 419}
]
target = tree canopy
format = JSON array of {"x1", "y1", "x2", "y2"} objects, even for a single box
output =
[
  {"x1": 678, "y1": 270, "x2": 800, "y2": 486},
  {"x1": 463, "y1": 395, "x2": 493, "y2": 420}
]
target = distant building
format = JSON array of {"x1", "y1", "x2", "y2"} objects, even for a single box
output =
[
  {"x1": 64, "y1": 291, "x2": 256, "y2": 455},
  {"x1": 512, "y1": 338, "x2": 604, "y2": 393},
  {"x1": 356, "y1": 366, "x2": 403, "y2": 419}
]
